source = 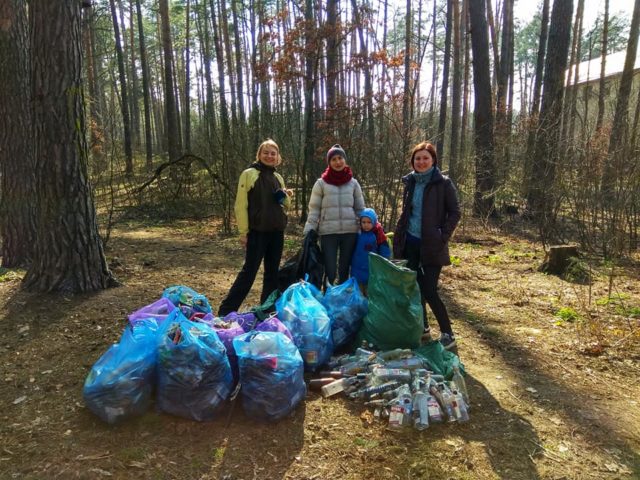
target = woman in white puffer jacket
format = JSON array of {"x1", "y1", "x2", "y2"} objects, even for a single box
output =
[{"x1": 303, "y1": 144, "x2": 365, "y2": 286}]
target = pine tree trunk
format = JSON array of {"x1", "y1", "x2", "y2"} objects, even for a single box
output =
[
  {"x1": 524, "y1": 0, "x2": 550, "y2": 206},
  {"x1": 402, "y1": 0, "x2": 412, "y2": 152},
  {"x1": 495, "y1": 0, "x2": 513, "y2": 186},
  {"x1": 531, "y1": 0, "x2": 550, "y2": 117},
  {"x1": 596, "y1": 0, "x2": 609, "y2": 131},
  {"x1": 159, "y1": 0, "x2": 181, "y2": 162},
  {"x1": 210, "y1": 0, "x2": 232, "y2": 230},
  {"x1": 485, "y1": 0, "x2": 500, "y2": 94},
  {"x1": 528, "y1": 0, "x2": 573, "y2": 225},
  {"x1": 469, "y1": 0, "x2": 496, "y2": 216},
  {"x1": 0, "y1": 0, "x2": 36, "y2": 268},
  {"x1": 302, "y1": 0, "x2": 316, "y2": 223},
  {"x1": 449, "y1": 0, "x2": 462, "y2": 181},
  {"x1": 220, "y1": 0, "x2": 239, "y2": 136},
  {"x1": 326, "y1": 0, "x2": 339, "y2": 132},
  {"x1": 566, "y1": 0, "x2": 584, "y2": 143},
  {"x1": 436, "y1": 0, "x2": 453, "y2": 159},
  {"x1": 184, "y1": 0, "x2": 192, "y2": 152},
  {"x1": 135, "y1": 0, "x2": 153, "y2": 170},
  {"x1": 460, "y1": 0, "x2": 470, "y2": 165},
  {"x1": 231, "y1": 0, "x2": 247, "y2": 160},
  {"x1": 24, "y1": 0, "x2": 115, "y2": 293},
  {"x1": 109, "y1": 0, "x2": 133, "y2": 174},
  {"x1": 83, "y1": 4, "x2": 105, "y2": 170},
  {"x1": 128, "y1": 0, "x2": 141, "y2": 149}
]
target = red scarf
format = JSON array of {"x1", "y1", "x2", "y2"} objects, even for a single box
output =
[
  {"x1": 321, "y1": 165, "x2": 353, "y2": 186},
  {"x1": 372, "y1": 223, "x2": 388, "y2": 246}
]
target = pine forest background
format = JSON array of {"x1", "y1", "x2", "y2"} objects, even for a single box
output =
[{"x1": 1, "y1": 0, "x2": 640, "y2": 293}]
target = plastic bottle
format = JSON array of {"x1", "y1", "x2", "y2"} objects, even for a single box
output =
[
  {"x1": 383, "y1": 357, "x2": 424, "y2": 370},
  {"x1": 412, "y1": 390, "x2": 429, "y2": 430},
  {"x1": 376, "y1": 348, "x2": 413, "y2": 361},
  {"x1": 309, "y1": 378, "x2": 337, "y2": 390},
  {"x1": 348, "y1": 381, "x2": 401, "y2": 400},
  {"x1": 439, "y1": 385, "x2": 456, "y2": 421},
  {"x1": 318, "y1": 370, "x2": 344, "y2": 379},
  {"x1": 426, "y1": 393, "x2": 443, "y2": 423},
  {"x1": 387, "y1": 385, "x2": 413, "y2": 431},
  {"x1": 451, "y1": 365, "x2": 469, "y2": 405},
  {"x1": 371, "y1": 367, "x2": 412, "y2": 384},
  {"x1": 339, "y1": 358, "x2": 369, "y2": 376},
  {"x1": 452, "y1": 389, "x2": 470, "y2": 422},
  {"x1": 355, "y1": 347, "x2": 376, "y2": 360}
]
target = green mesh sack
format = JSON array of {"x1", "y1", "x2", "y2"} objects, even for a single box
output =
[
  {"x1": 355, "y1": 253, "x2": 423, "y2": 350},
  {"x1": 413, "y1": 340, "x2": 465, "y2": 380}
]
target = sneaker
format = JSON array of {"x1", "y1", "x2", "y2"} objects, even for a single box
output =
[{"x1": 439, "y1": 333, "x2": 457, "y2": 350}]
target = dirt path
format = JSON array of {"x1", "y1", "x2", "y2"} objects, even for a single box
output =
[{"x1": 1, "y1": 221, "x2": 638, "y2": 479}]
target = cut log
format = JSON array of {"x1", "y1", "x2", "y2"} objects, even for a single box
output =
[{"x1": 540, "y1": 245, "x2": 579, "y2": 275}]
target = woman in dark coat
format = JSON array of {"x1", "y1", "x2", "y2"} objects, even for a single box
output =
[{"x1": 393, "y1": 141, "x2": 461, "y2": 349}]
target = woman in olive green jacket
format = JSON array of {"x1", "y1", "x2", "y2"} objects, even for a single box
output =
[{"x1": 218, "y1": 139, "x2": 292, "y2": 316}]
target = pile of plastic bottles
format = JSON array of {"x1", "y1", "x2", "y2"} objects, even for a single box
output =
[{"x1": 311, "y1": 347, "x2": 470, "y2": 430}]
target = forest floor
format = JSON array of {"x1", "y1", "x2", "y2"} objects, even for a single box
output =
[{"x1": 1, "y1": 217, "x2": 639, "y2": 480}]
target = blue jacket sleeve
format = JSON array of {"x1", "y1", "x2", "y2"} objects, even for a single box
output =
[{"x1": 378, "y1": 242, "x2": 391, "y2": 259}]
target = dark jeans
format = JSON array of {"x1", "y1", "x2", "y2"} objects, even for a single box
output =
[
  {"x1": 218, "y1": 230, "x2": 284, "y2": 316},
  {"x1": 320, "y1": 233, "x2": 357, "y2": 286},
  {"x1": 403, "y1": 240, "x2": 453, "y2": 336}
]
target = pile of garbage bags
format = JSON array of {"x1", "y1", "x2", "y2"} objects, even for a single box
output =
[
  {"x1": 83, "y1": 254, "x2": 469, "y2": 431},
  {"x1": 84, "y1": 285, "x2": 306, "y2": 424}
]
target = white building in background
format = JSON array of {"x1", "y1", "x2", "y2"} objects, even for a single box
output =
[{"x1": 565, "y1": 48, "x2": 640, "y2": 130}]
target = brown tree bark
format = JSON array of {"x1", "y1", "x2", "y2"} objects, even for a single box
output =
[
  {"x1": 496, "y1": 0, "x2": 514, "y2": 187},
  {"x1": 108, "y1": 0, "x2": 133, "y2": 174},
  {"x1": 231, "y1": 0, "x2": 247, "y2": 159},
  {"x1": 402, "y1": 0, "x2": 412, "y2": 152},
  {"x1": 566, "y1": 0, "x2": 584, "y2": 143},
  {"x1": 184, "y1": 0, "x2": 192, "y2": 152},
  {"x1": 531, "y1": 0, "x2": 550, "y2": 117},
  {"x1": 449, "y1": 0, "x2": 462, "y2": 181},
  {"x1": 596, "y1": 0, "x2": 609, "y2": 131},
  {"x1": 135, "y1": 0, "x2": 153, "y2": 170},
  {"x1": 436, "y1": 0, "x2": 452, "y2": 159},
  {"x1": 159, "y1": 0, "x2": 181, "y2": 162},
  {"x1": 302, "y1": 0, "x2": 316, "y2": 223},
  {"x1": 326, "y1": 0, "x2": 339, "y2": 133},
  {"x1": 0, "y1": 0, "x2": 36, "y2": 268},
  {"x1": 128, "y1": 0, "x2": 141, "y2": 149},
  {"x1": 469, "y1": 0, "x2": 496, "y2": 216},
  {"x1": 528, "y1": 0, "x2": 573, "y2": 224},
  {"x1": 23, "y1": 0, "x2": 115, "y2": 293},
  {"x1": 83, "y1": 3, "x2": 105, "y2": 169}
]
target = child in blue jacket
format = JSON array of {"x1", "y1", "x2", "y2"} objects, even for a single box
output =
[{"x1": 350, "y1": 208, "x2": 391, "y2": 292}]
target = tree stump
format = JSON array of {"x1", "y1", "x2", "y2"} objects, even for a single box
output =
[{"x1": 540, "y1": 245, "x2": 579, "y2": 275}]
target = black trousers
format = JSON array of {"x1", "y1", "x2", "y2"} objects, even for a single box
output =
[
  {"x1": 403, "y1": 241, "x2": 453, "y2": 335},
  {"x1": 218, "y1": 230, "x2": 284, "y2": 316},
  {"x1": 320, "y1": 233, "x2": 358, "y2": 286}
]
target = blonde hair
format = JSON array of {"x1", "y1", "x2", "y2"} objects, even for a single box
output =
[{"x1": 256, "y1": 139, "x2": 282, "y2": 166}]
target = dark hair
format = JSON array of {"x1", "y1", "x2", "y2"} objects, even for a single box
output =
[{"x1": 410, "y1": 141, "x2": 437, "y2": 167}]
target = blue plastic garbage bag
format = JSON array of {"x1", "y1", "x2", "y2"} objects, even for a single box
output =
[
  {"x1": 156, "y1": 311, "x2": 233, "y2": 421},
  {"x1": 233, "y1": 331, "x2": 306, "y2": 422},
  {"x1": 321, "y1": 277, "x2": 368, "y2": 350},
  {"x1": 162, "y1": 285, "x2": 212, "y2": 319},
  {"x1": 276, "y1": 281, "x2": 333, "y2": 371},
  {"x1": 83, "y1": 318, "x2": 160, "y2": 424}
]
